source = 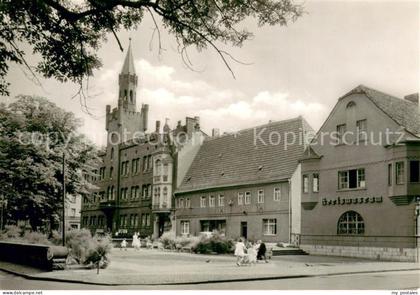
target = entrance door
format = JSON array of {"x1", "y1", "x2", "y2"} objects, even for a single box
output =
[{"x1": 240, "y1": 221, "x2": 248, "y2": 239}]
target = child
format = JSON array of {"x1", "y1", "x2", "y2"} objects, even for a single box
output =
[
  {"x1": 234, "y1": 238, "x2": 246, "y2": 266},
  {"x1": 247, "y1": 242, "x2": 258, "y2": 265},
  {"x1": 120, "y1": 238, "x2": 128, "y2": 251}
]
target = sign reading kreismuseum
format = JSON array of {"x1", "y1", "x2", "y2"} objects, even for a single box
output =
[{"x1": 322, "y1": 196, "x2": 383, "y2": 206}]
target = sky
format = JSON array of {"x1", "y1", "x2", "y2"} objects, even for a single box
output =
[{"x1": 1, "y1": 0, "x2": 419, "y2": 147}]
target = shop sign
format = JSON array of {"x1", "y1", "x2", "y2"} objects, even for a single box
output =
[{"x1": 322, "y1": 196, "x2": 382, "y2": 206}]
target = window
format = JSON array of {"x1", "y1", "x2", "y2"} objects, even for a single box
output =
[
  {"x1": 238, "y1": 193, "x2": 244, "y2": 205},
  {"x1": 409, "y1": 160, "x2": 420, "y2": 183},
  {"x1": 313, "y1": 173, "x2": 319, "y2": 193},
  {"x1": 336, "y1": 124, "x2": 346, "y2": 144},
  {"x1": 209, "y1": 195, "x2": 215, "y2": 207},
  {"x1": 218, "y1": 195, "x2": 225, "y2": 207},
  {"x1": 141, "y1": 214, "x2": 146, "y2": 226},
  {"x1": 154, "y1": 187, "x2": 160, "y2": 205},
  {"x1": 338, "y1": 168, "x2": 365, "y2": 189},
  {"x1": 162, "y1": 187, "x2": 168, "y2": 206},
  {"x1": 110, "y1": 167, "x2": 114, "y2": 179},
  {"x1": 356, "y1": 119, "x2": 367, "y2": 141},
  {"x1": 134, "y1": 214, "x2": 138, "y2": 227},
  {"x1": 244, "y1": 192, "x2": 251, "y2": 205},
  {"x1": 257, "y1": 190, "x2": 264, "y2": 203},
  {"x1": 303, "y1": 175, "x2": 309, "y2": 193},
  {"x1": 146, "y1": 214, "x2": 150, "y2": 227},
  {"x1": 163, "y1": 163, "x2": 169, "y2": 182},
  {"x1": 178, "y1": 198, "x2": 184, "y2": 208},
  {"x1": 155, "y1": 160, "x2": 162, "y2": 176},
  {"x1": 274, "y1": 188, "x2": 281, "y2": 201},
  {"x1": 337, "y1": 211, "x2": 364, "y2": 235},
  {"x1": 142, "y1": 156, "x2": 147, "y2": 172},
  {"x1": 71, "y1": 208, "x2": 76, "y2": 216},
  {"x1": 181, "y1": 221, "x2": 190, "y2": 235},
  {"x1": 110, "y1": 147, "x2": 114, "y2": 159},
  {"x1": 200, "y1": 196, "x2": 206, "y2": 208},
  {"x1": 132, "y1": 158, "x2": 139, "y2": 174},
  {"x1": 185, "y1": 198, "x2": 191, "y2": 208},
  {"x1": 263, "y1": 219, "x2": 277, "y2": 235},
  {"x1": 147, "y1": 156, "x2": 152, "y2": 171},
  {"x1": 396, "y1": 162, "x2": 405, "y2": 184},
  {"x1": 388, "y1": 163, "x2": 392, "y2": 186}
]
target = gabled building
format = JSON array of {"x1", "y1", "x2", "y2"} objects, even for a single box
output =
[
  {"x1": 300, "y1": 85, "x2": 420, "y2": 261},
  {"x1": 80, "y1": 42, "x2": 205, "y2": 238},
  {"x1": 174, "y1": 117, "x2": 313, "y2": 243}
]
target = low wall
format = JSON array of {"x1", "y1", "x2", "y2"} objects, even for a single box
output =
[
  {"x1": 301, "y1": 244, "x2": 418, "y2": 262},
  {"x1": 0, "y1": 241, "x2": 67, "y2": 271}
]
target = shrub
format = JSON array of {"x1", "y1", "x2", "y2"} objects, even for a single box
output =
[
  {"x1": 22, "y1": 231, "x2": 51, "y2": 245},
  {"x1": 193, "y1": 233, "x2": 234, "y2": 254},
  {"x1": 160, "y1": 231, "x2": 176, "y2": 249},
  {"x1": 0, "y1": 225, "x2": 23, "y2": 240},
  {"x1": 65, "y1": 229, "x2": 96, "y2": 263},
  {"x1": 84, "y1": 235, "x2": 113, "y2": 270}
]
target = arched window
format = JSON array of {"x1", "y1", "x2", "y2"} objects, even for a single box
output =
[
  {"x1": 124, "y1": 90, "x2": 128, "y2": 100},
  {"x1": 346, "y1": 101, "x2": 356, "y2": 109},
  {"x1": 337, "y1": 211, "x2": 364, "y2": 235},
  {"x1": 129, "y1": 90, "x2": 133, "y2": 103}
]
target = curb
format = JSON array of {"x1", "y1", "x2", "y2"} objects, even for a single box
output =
[{"x1": 1, "y1": 266, "x2": 419, "y2": 286}]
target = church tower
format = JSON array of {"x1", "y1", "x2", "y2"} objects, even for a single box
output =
[
  {"x1": 118, "y1": 39, "x2": 137, "y2": 112},
  {"x1": 105, "y1": 39, "x2": 149, "y2": 141}
]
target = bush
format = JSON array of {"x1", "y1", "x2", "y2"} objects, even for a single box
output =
[
  {"x1": 193, "y1": 232, "x2": 234, "y2": 254},
  {"x1": 84, "y1": 235, "x2": 113, "y2": 269},
  {"x1": 160, "y1": 231, "x2": 176, "y2": 249},
  {"x1": 0, "y1": 225, "x2": 23, "y2": 240},
  {"x1": 22, "y1": 231, "x2": 51, "y2": 245}
]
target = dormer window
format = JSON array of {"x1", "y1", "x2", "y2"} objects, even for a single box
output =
[{"x1": 346, "y1": 101, "x2": 356, "y2": 108}]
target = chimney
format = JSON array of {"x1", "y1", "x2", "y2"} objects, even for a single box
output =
[
  {"x1": 404, "y1": 93, "x2": 419, "y2": 104},
  {"x1": 155, "y1": 120, "x2": 161, "y2": 133},
  {"x1": 194, "y1": 116, "x2": 200, "y2": 131},
  {"x1": 177, "y1": 120, "x2": 182, "y2": 128},
  {"x1": 212, "y1": 128, "x2": 220, "y2": 137}
]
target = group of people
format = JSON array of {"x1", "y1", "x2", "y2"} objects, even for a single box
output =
[
  {"x1": 120, "y1": 233, "x2": 153, "y2": 250},
  {"x1": 234, "y1": 238, "x2": 268, "y2": 266}
]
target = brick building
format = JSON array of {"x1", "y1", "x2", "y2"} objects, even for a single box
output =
[
  {"x1": 174, "y1": 117, "x2": 313, "y2": 243},
  {"x1": 300, "y1": 85, "x2": 420, "y2": 261},
  {"x1": 80, "y1": 42, "x2": 204, "y2": 238}
]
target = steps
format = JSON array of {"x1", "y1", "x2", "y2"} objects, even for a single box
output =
[{"x1": 271, "y1": 247, "x2": 309, "y2": 256}]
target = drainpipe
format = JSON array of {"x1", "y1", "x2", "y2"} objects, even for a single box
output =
[{"x1": 288, "y1": 178, "x2": 292, "y2": 244}]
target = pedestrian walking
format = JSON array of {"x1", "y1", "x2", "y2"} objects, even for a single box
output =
[
  {"x1": 234, "y1": 238, "x2": 246, "y2": 266},
  {"x1": 120, "y1": 238, "x2": 128, "y2": 251},
  {"x1": 256, "y1": 240, "x2": 268, "y2": 263}
]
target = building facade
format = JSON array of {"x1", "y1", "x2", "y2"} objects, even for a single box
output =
[
  {"x1": 175, "y1": 117, "x2": 313, "y2": 243},
  {"x1": 300, "y1": 85, "x2": 420, "y2": 261},
  {"x1": 80, "y1": 43, "x2": 204, "y2": 238}
]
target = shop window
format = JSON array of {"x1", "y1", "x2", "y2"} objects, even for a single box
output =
[
  {"x1": 244, "y1": 192, "x2": 251, "y2": 205},
  {"x1": 257, "y1": 190, "x2": 264, "y2": 203},
  {"x1": 181, "y1": 221, "x2": 190, "y2": 235},
  {"x1": 274, "y1": 187, "x2": 281, "y2": 201},
  {"x1": 409, "y1": 160, "x2": 420, "y2": 183},
  {"x1": 263, "y1": 219, "x2": 277, "y2": 235},
  {"x1": 396, "y1": 162, "x2": 405, "y2": 184},
  {"x1": 356, "y1": 119, "x2": 367, "y2": 141},
  {"x1": 338, "y1": 168, "x2": 365, "y2": 190},
  {"x1": 238, "y1": 192, "x2": 244, "y2": 205},
  {"x1": 313, "y1": 173, "x2": 319, "y2": 193},
  {"x1": 303, "y1": 175, "x2": 309, "y2": 193},
  {"x1": 337, "y1": 211, "x2": 364, "y2": 235}
]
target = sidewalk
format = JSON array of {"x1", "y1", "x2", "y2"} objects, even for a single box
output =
[{"x1": 1, "y1": 249, "x2": 419, "y2": 285}]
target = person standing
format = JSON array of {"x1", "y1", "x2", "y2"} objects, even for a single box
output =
[
  {"x1": 234, "y1": 238, "x2": 246, "y2": 266},
  {"x1": 256, "y1": 240, "x2": 268, "y2": 263}
]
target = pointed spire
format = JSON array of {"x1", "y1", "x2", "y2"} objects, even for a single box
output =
[{"x1": 121, "y1": 38, "x2": 136, "y2": 74}]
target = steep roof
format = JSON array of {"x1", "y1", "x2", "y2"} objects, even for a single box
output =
[
  {"x1": 176, "y1": 117, "x2": 313, "y2": 193},
  {"x1": 121, "y1": 39, "x2": 136, "y2": 75},
  {"x1": 340, "y1": 85, "x2": 420, "y2": 136}
]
